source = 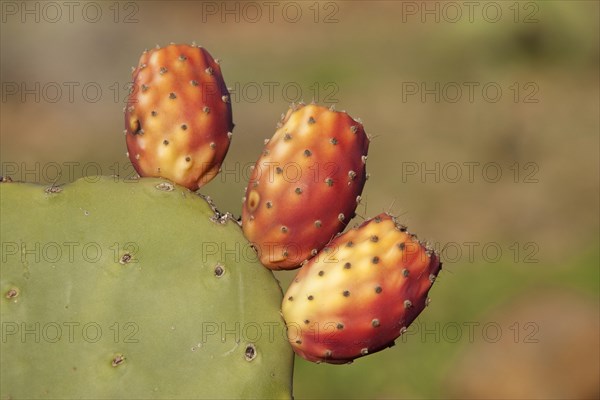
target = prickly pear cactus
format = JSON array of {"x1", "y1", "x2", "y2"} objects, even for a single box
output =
[{"x1": 0, "y1": 177, "x2": 293, "y2": 399}]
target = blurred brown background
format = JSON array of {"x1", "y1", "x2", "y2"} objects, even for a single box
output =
[{"x1": 1, "y1": 1, "x2": 598, "y2": 398}]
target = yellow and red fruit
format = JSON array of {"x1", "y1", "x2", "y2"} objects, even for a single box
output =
[
  {"x1": 281, "y1": 213, "x2": 441, "y2": 364},
  {"x1": 125, "y1": 43, "x2": 233, "y2": 190},
  {"x1": 242, "y1": 104, "x2": 369, "y2": 270}
]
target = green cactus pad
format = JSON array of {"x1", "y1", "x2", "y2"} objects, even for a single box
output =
[{"x1": 0, "y1": 177, "x2": 293, "y2": 399}]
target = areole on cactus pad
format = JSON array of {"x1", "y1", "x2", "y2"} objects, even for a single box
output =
[{"x1": 0, "y1": 177, "x2": 293, "y2": 399}]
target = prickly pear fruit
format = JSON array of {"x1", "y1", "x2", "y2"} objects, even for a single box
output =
[
  {"x1": 281, "y1": 213, "x2": 441, "y2": 364},
  {"x1": 125, "y1": 44, "x2": 234, "y2": 190},
  {"x1": 0, "y1": 177, "x2": 292, "y2": 399},
  {"x1": 242, "y1": 104, "x2": 369, "y2": 270}
]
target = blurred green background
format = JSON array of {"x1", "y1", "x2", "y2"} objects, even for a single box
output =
[{"x1": 1, "y1": 1, "x2": 598, "y2": 398}]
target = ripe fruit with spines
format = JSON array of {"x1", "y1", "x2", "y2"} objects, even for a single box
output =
[
  {"x1": 281, "y1": 213, "x2": 441, "y2": 364},
  {"x1": 242, "y1": 103, "x2": 369, "y2": 270},
  {"x1": 125, "y1": 43, "x2": 233, "y2": 190}
]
